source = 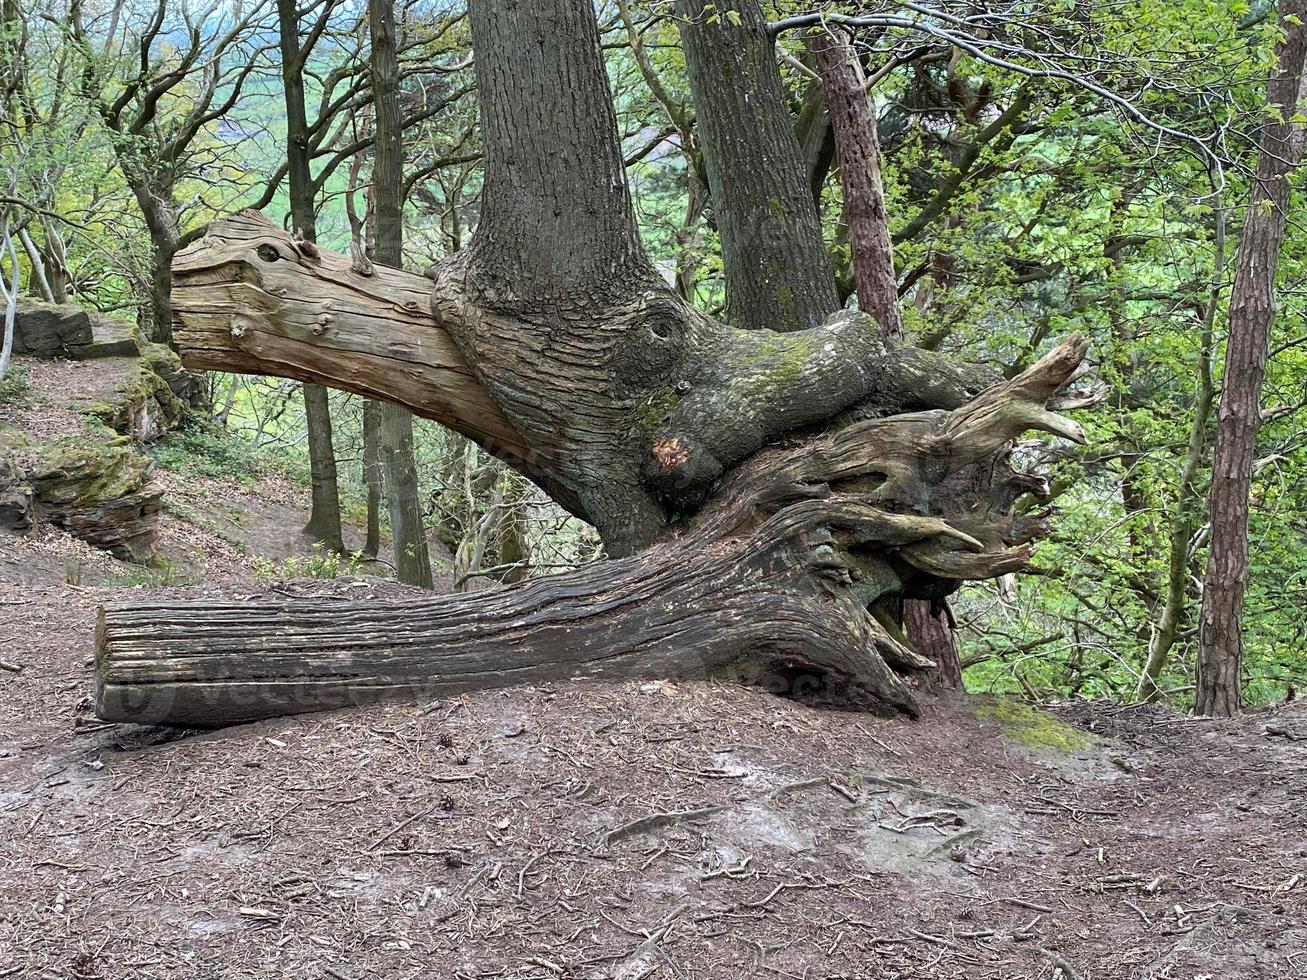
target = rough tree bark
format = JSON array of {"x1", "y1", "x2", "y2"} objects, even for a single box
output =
[
  {"x1": 810, "y1": 29, "x2": 901, "y2": 340},
  {"x1": 369, "y1": 0, "x2": 433, "y2": 589},
  {"x1": 675, "y1": 0, "x2": 840, "y2": 332},
  {"x1": 277, "y1": 0, "x2": 345, "y2": 554},
  {"x1": 811, "y1": 27, "x2": 964, "y2": 689},
  {"x1": 1195, "y1": 1, "x2": 1307, "y2": 717},
  {"x1": 94, "y1": 0, "x2": 1087, "y2": 728}
]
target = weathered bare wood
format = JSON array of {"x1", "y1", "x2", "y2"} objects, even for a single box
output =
[
  {"x1": 174, "y1": 210, "x2": 999, "y2": 550},
  {"x1": 172, "y1": 210, "x2": 540, "y2": 481},
  {"x1": 94, "y1": 511, "x2": 912, "y2": 726}
]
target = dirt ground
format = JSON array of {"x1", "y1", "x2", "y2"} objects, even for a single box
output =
[{"x1": 1, "y1": 526, "x2": 1304, "y2": 980}]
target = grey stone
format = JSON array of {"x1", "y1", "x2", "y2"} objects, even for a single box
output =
[{"x1": 11, "y1": 300, "x2": 94, "y2": 358}]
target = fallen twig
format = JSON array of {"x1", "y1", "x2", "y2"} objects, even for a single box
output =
[
  {"x1": 365, "y1": 805, "x2": 433, "y2": 852},
  {"x1": 1038, "y1": 946, "x2": 1087, "y2": 980},
  {"x1": 602, "y1": 805, "x2": 727, "y2": 846}
]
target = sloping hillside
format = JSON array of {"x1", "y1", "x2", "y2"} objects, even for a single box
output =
[{"x1": 0, "y1": 309, "x2": 434, "y2": 588}]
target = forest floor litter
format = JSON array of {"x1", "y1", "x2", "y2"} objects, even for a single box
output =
[{"x1": 1, "y1": 532, "x2": 1304, "y2": 979}]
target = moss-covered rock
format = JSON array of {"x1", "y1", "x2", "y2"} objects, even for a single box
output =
[
  {"x1": 28, "y1": 440, "x2": 152, "y2": 507},
  {"x1": 26, "y1": 439, "x2": 161, "y2": 562},
  {"x1": 82, "y1": 357, "x2": 184, "y2": 444},
  {"x1": 69, "y1": 315, "x2": 144, "y2": 360},
  {"x1": 69, "y1": 338, "x2": 202, "y2": 443},
  {"x1": 12, "y1": 299, "x2": 94, "y2": 357},
  {"x1": 0, "y1": 450, "x2": 33, "y2": 530}
]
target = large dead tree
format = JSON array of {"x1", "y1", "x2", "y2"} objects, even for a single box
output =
[{"x1": 94, "y1": 0, "x2": 1087, "y2": 728}]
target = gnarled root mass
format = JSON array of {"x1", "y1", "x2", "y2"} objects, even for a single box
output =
[{"x1": 94, "y1": 337, "x2": 1087, "y2": 727}]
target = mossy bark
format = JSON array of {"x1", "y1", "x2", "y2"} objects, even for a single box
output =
[{"x1": 675, "y1": 0, "x2": 840, "y2": 333}]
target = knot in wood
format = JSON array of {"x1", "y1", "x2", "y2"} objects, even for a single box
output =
[{"x1": 651, "y1": 436, "x2": 691, "y2": 471}]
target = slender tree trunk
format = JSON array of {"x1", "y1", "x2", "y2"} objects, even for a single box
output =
[
  {"x1": 361, "y1": 399, "x2": 383, "y2": 559},
  {"x1": 343, "y1": 121, "x2": 386, "y2": 559},
  {"x1": 301, "y1": 382, "x2": 345, "y2": 551},
  {"x1": 40, "y1": 220, "x2": 70, "y2": 303},
  {"x1": 1195, "y1": 2, "x2": 1307, "y2": 717},
  {"x1": 278, "y1": 0, "x2": 345, "y2": 555},
  {"x1": 18, "y1": 229, "x2": 54, "y2": 302},
  {"x1": 369, "y1": 0, "x2": 432, "y2": 589},
  {"x1": 810, "y1": 30, "x2": 901, "y2": 339},
  {"x1": 794, "y1": 75, "x2": 836, "y2": 210},
  {"x1": 146, "y1": 239, "x2": 175, "y2": 345},
  {"x1": 1137, "y1": 199, "x2": 1224, "y2": 701},
  {"x1": 812, "y1": 27, "x2": 962, "y2": 686},
  {"x1": 118, "y1": 166, "x2": 184, "y2": 345},
  {"x1": 675, "y1": 0, "x2": 840, "y2": 332}
]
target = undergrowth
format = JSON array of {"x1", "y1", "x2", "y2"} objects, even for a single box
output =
[
  {"x1": 0, "y1": 363, "x2": 30, "y2": 407},
  {"x1": 149, "y1": 420, "x2": 308, "y2": 487},
  {"x1": 252, "y1": 544, "x2": 363, "y2": 583},
  {"x1": 100, "y1": 559, "x2": 194, "y2": 589}
]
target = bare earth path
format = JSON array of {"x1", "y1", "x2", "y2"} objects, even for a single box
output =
[{"x1": 1, "y1": 559, "x2": 1304, "y2": 978}]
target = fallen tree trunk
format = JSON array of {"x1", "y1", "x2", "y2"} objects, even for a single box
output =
[
  {"x1": 95, "y1": 516, "x2": 916, "y2": 726},
  {"x1": 95, "y1": 338, "x2": 1085, "y2": 726}
]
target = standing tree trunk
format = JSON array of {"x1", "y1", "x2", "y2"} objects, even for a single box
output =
[
  {"x1": 301, "y1": 383, "x2": 345, "y2": 552},
  {"x1": 1136, "y1": 198, "x2": 1224, "y2": 702},
  {"x1": 810, "y1": 29, "x2": 901, "y2": 340},
  {"x1": 361, "y1": 399, "x2": 383, "y2": 559},
  {"x1": 817, "y1": 26, "x2": 963, "y2": 686},
  {"x1": 277, "y1": 0, "x2": 345, "y2": 555},
  {"x1": 39, "y1": 219, "x2": 70, "y2": 304},
  {"x1": 1195, "y1": 2, "x2": 1307, "y2": 717},
  {"x1": 97, "y1": 0, "x2": 1088, "y2": 728},
  {"x1": 343, "y1": 120, "x2": 386, "y2": 561},
  {"x1": 675, "y1": 0, "x2": 840, "y2": 332},
  {"x1": 369, "y1": 0, "x2": 433, "y2": 589},
  {"x1": 134, "y1": 202, "x2": 180, "y2": 345}
]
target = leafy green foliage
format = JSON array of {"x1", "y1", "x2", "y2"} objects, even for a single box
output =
[
  {"x1": 0, "y1": 362, "x2": 29, "y2": 407},
  {"x1": 252, "y1": 546, "x2": 363, "y2": 583},
  {"x1": 148, "y1": 422, "x2": 306, "y2": 487}
]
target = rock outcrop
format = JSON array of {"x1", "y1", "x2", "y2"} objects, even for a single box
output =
[
  {"x1": 24, "y1": 440, "x2": 162, "y2": 563},
  {"x1": 1, "y1": 299, "x2": 201, "y2": 562},
  {"x1": 0, "y1": 451, "x2": 33, "y2": 531},
  {"x1": 79, "y1": 343, "x2": 201, "y2": 444},
  {"x1": 11, "y1": 300, "x2": 95, "y2": 357}
]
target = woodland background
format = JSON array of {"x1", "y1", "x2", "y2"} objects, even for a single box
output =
[{"x1": 1, "y1": 0, "x2": 1304, "y2": 709}]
